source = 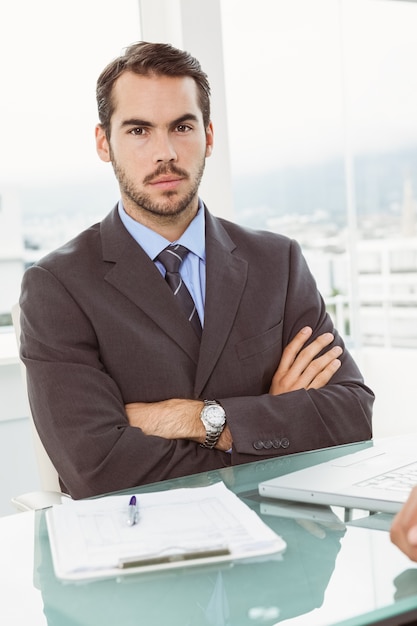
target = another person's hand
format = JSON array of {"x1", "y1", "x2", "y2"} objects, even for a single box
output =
[
  {"x1": 390, "y1": 486, "x2": 417, "y2": 562},
  {"x1": 269, "y1": 326, "x2": 343, "y2": 395}
]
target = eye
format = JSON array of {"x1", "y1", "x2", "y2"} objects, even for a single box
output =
[
  {"x1": 176, "y1": 124, "x2": 192, "y2": 133},
  {"x1": 129, "y1": 127, "x2": 147, "y2": 136}
]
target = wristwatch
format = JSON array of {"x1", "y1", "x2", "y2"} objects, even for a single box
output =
[{"x1": 200, "y1": 400, "x2": 226, "y2": 449}]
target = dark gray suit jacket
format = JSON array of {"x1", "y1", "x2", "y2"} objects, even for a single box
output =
[{"x1": 20, "y1": 206, "x2": 374, "y2": 498}]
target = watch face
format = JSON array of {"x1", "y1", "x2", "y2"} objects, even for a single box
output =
[{"x1": 204, "y1": 404, "x2": 225, "y2": 427}]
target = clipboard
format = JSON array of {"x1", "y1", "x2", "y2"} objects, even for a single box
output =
[{"x1": 46, "y1": 481, "x2": 286, "y2": 582}]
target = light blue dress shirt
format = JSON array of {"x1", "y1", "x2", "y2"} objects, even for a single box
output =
[{"x1": 117, "y1": 200, "x2": 206, "y2": 325}]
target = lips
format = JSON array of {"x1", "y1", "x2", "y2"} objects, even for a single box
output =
[
  {"x1": 144, "y1": 165, "x2": 189, "y2": 187},
  {"x1": 150, "y1": 175, "x2": 183, "y2": 184},
  {"x1": 148, "y1": 174, "x2": 185, "y2": 191}
]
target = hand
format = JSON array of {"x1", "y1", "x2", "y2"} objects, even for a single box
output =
[
  {"x1": 269, "y1": 326, "x2": 343, "y2": 395},
  {"x1": 390, "y1": 486, "x2": 417, "y2": 562}
]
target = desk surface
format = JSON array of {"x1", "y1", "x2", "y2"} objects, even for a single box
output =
[{"x1": 2, "y1": 441, "x2": 417, "y2": 626}]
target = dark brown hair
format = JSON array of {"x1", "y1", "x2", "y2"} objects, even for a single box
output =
[{"x1": 96, "y1": 41, "x2": 211, "y2": 139}]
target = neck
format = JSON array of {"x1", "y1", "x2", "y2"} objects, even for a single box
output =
[{"x1": 122, "y1": 196, "x2": 199, "y2": 242}]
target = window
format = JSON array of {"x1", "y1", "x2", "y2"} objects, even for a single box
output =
[
  {"x1": 0, "y1": 0, "x2": 141, "y2": 324},
  {"x1": 221, "y1": 0, "x2": 417, "y2": 348}
]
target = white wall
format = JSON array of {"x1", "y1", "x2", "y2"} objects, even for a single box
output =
[
  {"x1": 0, "y1": 189, "x2": 25, "y2": 317},
  {"x1": 360, "y1": 347, "x2": 417, "y2": 439},
  {"x1": 0, "y1": 417, "x2": 40, "y2": 517},
  {"x1": 0, "y1": 343, "x2": 40, "y2": 516}
]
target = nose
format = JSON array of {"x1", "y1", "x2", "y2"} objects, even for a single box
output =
[{"x1": 153, "y1": 131, "x2": 177, "y2": 163}]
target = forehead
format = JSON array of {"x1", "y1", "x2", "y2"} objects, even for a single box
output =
[{"x1": 111, "y1": 72, "x2": 202, "y2": 124}]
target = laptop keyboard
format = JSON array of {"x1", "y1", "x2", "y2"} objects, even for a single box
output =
[{"x1": 356, "y1": 461, "x2": 417, "y2": 493}]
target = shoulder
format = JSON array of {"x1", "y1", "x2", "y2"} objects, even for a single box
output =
[
  {"x1": 35, "y1": 222, "x2": 101, "y2": 270},
  {"x1": 28, "y1": 207, "x2": 121, "y2": 275}
]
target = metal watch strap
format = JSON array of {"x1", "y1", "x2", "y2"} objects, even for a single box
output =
[
  {"x1": 201, "y1": 430, "x2": 222, "y2": 449},
  {"x1": 200, "y1": 400, "x2": 225, "y2": 449}
]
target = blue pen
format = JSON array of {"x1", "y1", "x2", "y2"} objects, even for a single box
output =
[{"x1": 127, "y1": 495, "x2": 139, "y2": 526}]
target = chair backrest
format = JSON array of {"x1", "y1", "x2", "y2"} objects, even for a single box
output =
[{"x1": 11, "y1": 303, "x2": 62, "y2": 492}]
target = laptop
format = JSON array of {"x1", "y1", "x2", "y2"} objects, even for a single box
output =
[{"x1": 258, "y1": 433, "x2": 417, "y2": 514}]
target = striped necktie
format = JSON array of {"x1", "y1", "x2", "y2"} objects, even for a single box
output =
[{"x1": 156, "y1": 244, "x2": 202, "y2": 338}]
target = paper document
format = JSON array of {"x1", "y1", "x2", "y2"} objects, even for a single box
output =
[{"x1": 46, "y1": 481, "x2": 286, "y2": 581}]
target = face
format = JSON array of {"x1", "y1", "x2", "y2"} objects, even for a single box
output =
[{"x1": 95, "y1": 72, "x2": 213, "y2": 229}]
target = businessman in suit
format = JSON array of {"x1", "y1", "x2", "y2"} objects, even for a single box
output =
[{"x1": 19, "y1": 42, "x2": 374, "y2": 499}]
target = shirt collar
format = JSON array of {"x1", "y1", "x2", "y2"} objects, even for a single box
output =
[{"x1": 117, "y1": 199, "x2": 206, "y2": 262}]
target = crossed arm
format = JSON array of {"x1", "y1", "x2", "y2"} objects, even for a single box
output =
[{"x1": 125, "y1": 326, "x2": 343, "y2": 451}]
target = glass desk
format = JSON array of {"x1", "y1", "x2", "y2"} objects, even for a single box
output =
[{"x1": 2, "y1": 441, "x2": 417, "y2": 626}]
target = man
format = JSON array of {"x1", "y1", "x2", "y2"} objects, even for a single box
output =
[
  {"x1": 19, "y1": 42, "x2": 374, "y2": 499},
  {"x1": 391, "y1": 486, "x2": 417, "y2": 562}
]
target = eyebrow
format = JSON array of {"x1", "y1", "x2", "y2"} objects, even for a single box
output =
[{"x1": 120, "y1": 113, "x2": 200, "y2": 129}]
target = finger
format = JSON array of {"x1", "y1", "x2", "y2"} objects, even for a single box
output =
[
  {"x1": 408, "y1": 525, "x2": 417, "y2": 546},
  {"x1": 276, "y1": 326, "x2": 313, "y2": 373},
  {"x1": 306, "y1": 358, "x2": 342, "y2": 390},
  {"x1": 391, "y1": 529, "x2": 417, "y2": 562},
  {"x1": 302, "y1": 345, "x2": 343, "y2": 388},
  {"x1": 281, "y1": 343, "x2": 342, "y2": 391},
  {"x1": 291, "y1": 332, "x2": 337, "y2": 374},
  {"x1": 278, "y1": 331, "x2": 336, "y2": 382}
]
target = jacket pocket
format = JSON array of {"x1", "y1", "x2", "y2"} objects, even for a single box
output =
[{"x1": 236, "y1": 321, "x2": 283, "y2": 362}]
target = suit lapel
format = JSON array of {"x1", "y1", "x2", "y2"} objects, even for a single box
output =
[
  {"x1": 100, "y1": 208, "x2": 200, "y2": 363},
  {"x1": 195, "y1": 210, "x2": 248, "y2": 396},
  {"x1": 99, "y1": 207, "x2": 247, "y2": 383}
]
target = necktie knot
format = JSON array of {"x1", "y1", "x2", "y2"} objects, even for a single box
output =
[{"x1": 157, "y1": 244, "x2": 188, "y2": 274}]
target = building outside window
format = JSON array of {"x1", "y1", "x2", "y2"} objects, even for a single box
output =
[{"x1": 221, "y1": 0, "x2": 417, "y2": 350}]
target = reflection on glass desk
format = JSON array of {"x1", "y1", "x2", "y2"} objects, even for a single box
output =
[{"x1": 2, "y1": 441, "x2": 417, "y2": 626}]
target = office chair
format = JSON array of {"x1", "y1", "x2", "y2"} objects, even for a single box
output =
[{"x1": 10, "y1": 303, "x2": 70, "y2": 511}]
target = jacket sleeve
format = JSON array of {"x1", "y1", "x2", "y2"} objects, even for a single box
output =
[{"x1": 219, "y1": 239, "x2": 374, "y2": 462}]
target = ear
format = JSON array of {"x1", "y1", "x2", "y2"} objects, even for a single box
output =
[
  {"x1": 95, "y1": 124, "x2": 111, "y2": 163},
  {"x1": 205, "y1": 121, "x2": 214, "y2": 157}
]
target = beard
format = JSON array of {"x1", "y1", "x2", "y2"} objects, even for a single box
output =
[{"x1": 111, "y1": 155, "x2": 205, "y2": 220}]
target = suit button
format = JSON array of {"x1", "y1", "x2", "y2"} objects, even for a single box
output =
[
  {"x1": 253, "y1": 440, "x2": 264, "y2": 450},
  {"x1": 263, "y1": 440, "x2": 273, "y2": 449},
  {"x1": 281, "y1": 438, "x2": 290, "y2": 448},
  {"x1": 272, "y1": 439, "x2": 282, "y2": 449}
]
